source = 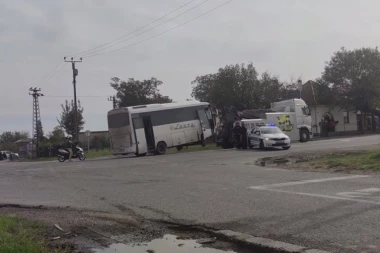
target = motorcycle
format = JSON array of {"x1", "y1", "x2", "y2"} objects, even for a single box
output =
[{"x1": 57, "y1": 146, "x2": 86, "y2": 162}]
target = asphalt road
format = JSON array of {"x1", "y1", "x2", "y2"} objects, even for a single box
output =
[{"x1": 1, "y1": 135, "x2": 380, "y2": 252}]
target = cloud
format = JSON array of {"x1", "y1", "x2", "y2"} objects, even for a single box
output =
[{"x1": 2, "y1": 0, "x2": 380, "y2": 133}]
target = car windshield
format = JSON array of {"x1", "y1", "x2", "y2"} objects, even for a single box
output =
[{"x1": 260, "y1": 127, "x2": 282, "y2": 134}]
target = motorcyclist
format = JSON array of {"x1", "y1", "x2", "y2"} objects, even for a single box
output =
[{"x1": 63, "y1": 137, "x2": 74, "y2": 161}]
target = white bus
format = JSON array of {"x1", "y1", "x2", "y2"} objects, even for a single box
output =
[{"x1": 107, "y1": 101, "x2": 214, "y2": 156}]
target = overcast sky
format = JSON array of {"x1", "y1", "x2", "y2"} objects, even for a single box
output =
[{"x1": 1, "y1": 0, "x2": 380, "y2": 134}]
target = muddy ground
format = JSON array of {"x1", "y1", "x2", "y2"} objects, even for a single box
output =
[{"x1": 0, "y1": 205, "x2": 254, "y2": 253}]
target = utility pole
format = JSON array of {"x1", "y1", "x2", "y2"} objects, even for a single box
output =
[
  {"x1": 64, "y1": 57, "x2": 82, "y2": 141},
  {"x1": 108, "y1": 96, "x2": 117, "y2": 109},
  {"x1": 29, "y1": 87, "x2": 43, "y2": 158}
]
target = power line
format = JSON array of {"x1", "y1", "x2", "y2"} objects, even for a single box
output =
[
  {"x1": 39, "y1": 63, "x2": 62, "y2": 82},
  {"x1": 71, "y1": 0, "x2": 198, "y2": 57},
  {"x1": 80, "y1": 0, "x2": 211, "y2": 57},
  {"x1": 84, "y1": 0, "x2": 234, "y2": 59}
]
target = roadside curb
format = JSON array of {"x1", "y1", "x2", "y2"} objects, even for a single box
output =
[{"x1": 211, "y1": 230, "x2": 330, "y2": 253}]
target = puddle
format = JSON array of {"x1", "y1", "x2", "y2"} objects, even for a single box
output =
[
  {"x1": 255, "y1": 157, "x2": 301, "y2": 167},
  {"x1": 94, "y1": 234, "x2": 237, "y2": 253}
]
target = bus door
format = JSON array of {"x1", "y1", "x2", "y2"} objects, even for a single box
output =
[
  {"x1": 132, "y1": 116, "x2": 148, "y2": 154},
  {"x1": 197, "y1": 109, "x2": 212, "y2": 140},
  {"x1": 143, "y1": 116, "x2": 155, "y2": 152}
]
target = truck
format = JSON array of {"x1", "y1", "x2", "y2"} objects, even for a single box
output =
[
  {"x1": 219, "y1": 98, "x2": 312, "y2": 148},
  {"x1": 242, "y1": 98, "x2": 312, "y2": 142}
]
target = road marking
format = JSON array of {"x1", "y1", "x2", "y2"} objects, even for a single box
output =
[
  {"x1": 252, "y1": 188, "x2": 380, "y2": 205},
  {"x1": 336, "y1": 188, "x2": 380, "y2": 198},
  {"x1": 249, "y1": 175, "x2": 368, "y2": 190}
]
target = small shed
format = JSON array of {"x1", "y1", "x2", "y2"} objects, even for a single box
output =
[{"x1": 14, "y1": 138, "x2": 34, "y2": 158}]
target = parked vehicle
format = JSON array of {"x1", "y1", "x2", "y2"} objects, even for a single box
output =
[
  {"x1": 108, "y1": 101, "x2": 214, "y2": 156},
  {"x1": 57, "y1": 146, "x2": 86, "y2": 162},
  {"x1": 248, "y1": 125, "x2": 291, "y2": 150},
  {"x1": 0, "y1": 150, "x2": 19, "y2": 160}
]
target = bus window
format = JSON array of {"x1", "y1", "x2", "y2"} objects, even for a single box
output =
[{"x1": 108, "y1": 113, "x2": 129, "y2": 128}]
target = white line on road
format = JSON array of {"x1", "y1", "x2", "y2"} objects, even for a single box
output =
[
  {"x1": 248, "y1": 175, "x2": 368, "y2": 190},
  {"x1": 253, "y1": 188, "x2": 380, "y2": 205}
]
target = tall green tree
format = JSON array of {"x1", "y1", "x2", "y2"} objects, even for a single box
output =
[
  {"x1": 322, "y1": 47, "x2": 380, "y2": 130},
  {"x1": 57, "y1": 100, "x2": 85, "y2": 137},
  {"x1": 0, "y1": 131, "x2": 29, "y2": 143},
  {"x1": 47, "y1": 126, "x2": 65, "y2": 144},
  {"x1": 191, "y1": 63, "x2": 282, "y2": 111},
  {"x1": 0, "y1": 131, "x2": 29, "y2": 152},
  {"x1": 322, "y1": 47, "x2": 380, "y2": 112},
  {"x1": 110, "y1": 77, "x2": 172, "y2": 107}
]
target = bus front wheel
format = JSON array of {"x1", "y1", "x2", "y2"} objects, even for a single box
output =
[{"x1": 156, "y1": 142, "x2": 167, "y2": 155}]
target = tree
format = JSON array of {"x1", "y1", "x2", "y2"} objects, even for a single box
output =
[
  {"x1": 47, "y1": 126, "x2": 65, "y2": 144},
  {"x1": 36, "y1": 120, "x2": 44, "y2": 141},
  {"x1": 322, "y1": 47, "x2": 380, "y2": 130},
  {"x1": 0, "y1": 131, "x2": 29, "y2": 143},
  {"x1": 0, "y1": 131, "x2": 29, "y2": 152},
  {"x1": 191, "y1": 63, "x2": 283, "y2": 111},
  {"x1": 57, "y1": 100, "x2": 85, "y2": 137},
  {"x1": 110, "y1": 77, "x2": 172, "y2": 107}
]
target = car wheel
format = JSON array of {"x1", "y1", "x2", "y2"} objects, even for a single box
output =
[
  {"x1": 155, "y1": 142, "x2": 167, "y2": 155},
  {"x1": 259, "y1": 140, "x2": 265, "y2": 150}
]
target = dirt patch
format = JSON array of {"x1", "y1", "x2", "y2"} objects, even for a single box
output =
[
  {"x1": 256, "y1": 148, "x2": 380, "y2": 174},
  {"x1": 0, "y1": 206, "x2": 255, "y2": 253}
]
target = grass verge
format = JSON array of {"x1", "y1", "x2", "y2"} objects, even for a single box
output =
[
  {"x1": 309, "y1": 149, "x2": 380, "y2": 171},
  {"x1": 0, "y1": 215, "x2": 66, "y2": 253}
]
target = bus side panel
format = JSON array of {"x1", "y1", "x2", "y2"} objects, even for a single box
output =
[
  {"x1": 185, "y1": 129, "x2": 198, "y2": 143},
  {"x1": 152, "y1": 120, "x2": 201, "y2": 148},
  {"x1": 172, "y1": 132, "x2": 186, "y2": 146},
  {"x1": 165, "y1": 134, "x2": 173, "y2": 147}
]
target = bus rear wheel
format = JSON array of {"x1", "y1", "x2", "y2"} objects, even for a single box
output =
[{"x1": 156, "y1": 142, "x2": 167, "y2": 155}]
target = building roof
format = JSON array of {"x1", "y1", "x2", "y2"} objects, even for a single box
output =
[{"x1": 14, "y1": 138, "x2": 33, "y2": 144}]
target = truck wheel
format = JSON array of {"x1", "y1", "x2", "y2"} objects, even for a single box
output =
[
  {"x1": 300, "y1": 130, "x2": 310, "y2": 142},
  {"x1": 259, "y1": 140, "x2": 265, "y2": 150},
  {"x1": 155, "y1": 142, "x2": 167, "y2": 155}
]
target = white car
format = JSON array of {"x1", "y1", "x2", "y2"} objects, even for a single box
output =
[{"x1": 248, "y1": 126, "x2": 291, "y2": 150}]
